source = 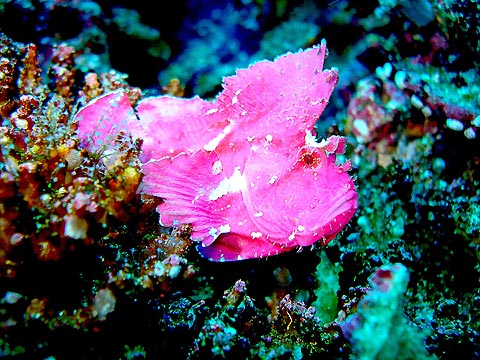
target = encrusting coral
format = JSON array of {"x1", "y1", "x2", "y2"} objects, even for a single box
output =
[
  {"x1": 340, "y1": 264, "x2": 435, "y2": 360},
  {"x1": 0, "y1": 34, "x2": 144, "y2": 277}
]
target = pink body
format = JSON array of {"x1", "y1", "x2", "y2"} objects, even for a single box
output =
[{"x1": 75, "y1": 41, "x2": 358, "y2": 261}]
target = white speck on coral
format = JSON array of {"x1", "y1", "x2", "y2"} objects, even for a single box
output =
[
  {"x1": 92, "y1": 288, "x2": 116, "y2": 321},
  {"x1": 64, "y1": 214, "x2": 88, "y2": 239},
  {"x1": 464, "y1": 127, "x2": 476, "y2": 139},
  {"x1": 168, "y1": 264, "x2": 182, "y2": 279},
  {"x1": 473, "y1": 115, "x2": 480, "y2": 127},
  {"x1": 446, "y1": 118, "x2": 464, "y2": 131},
  {"x1": 421, "y1": 106, "x2": 432, "y2": 118},
  {"x1": 394, "y1": 70, "x2": 407, "y2": 89},
  {"x1": 3, "y1": 292, "x2": 22, "y2": 304},
  {"x1": 410, "y1": 94, "x2": 424, "y2": 109},
  {"x1": 14, "y1": 118, "x2": 28, "y2": 130},
  {"x1": 154, "y1": 261, "x2": 166, "y2": 277},
  {"x1": 353, "y1": 119, "x2": 369, "y2": 138}
]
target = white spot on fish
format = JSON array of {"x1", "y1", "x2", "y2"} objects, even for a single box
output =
[
  {"x1": 205, "y1": 108, "x2": 219, "y2": 115},
  {"x1": 265, "y1": 134, "x2": 273, "y2": 142},
  {"x1": 219, "y1": 224, "x2": 231, "y2": 233},
  {"x1": 232, "y1": 90, "x2": 241, "y2": 104},
  {"x1": 208, "y1": 167, "x2": 246, "y2": 200},
  {"x1": 212, "y1": 160, "x2": 222, "y2": 175},
  {"x1": 254, "y1": 211, "x2": 263, "y2": 217},
  {"x1": 230, "y1": 167, "x2": 247, "y2": 192},
  {"x1": 251, "y1": 231, "x2": 262, "y2": 239},
  {"x1": 304, "y1": 129, "x2": 322, "y2": 147},
  {"x1": 203, "y1": 122, "x2": 233, "y2": 151},
  {"x1": 209, "y1": 227, "x2": 217, "y2": 238},
  {"x1": 269, "y1": 175, "x2": 278, "y2": 184},
  {"x1": 209, "y1": 179, "x2": 230, "y2": 200},
  {"x1": 208, "y1": 224, "x2": 231, "y2": 240}
]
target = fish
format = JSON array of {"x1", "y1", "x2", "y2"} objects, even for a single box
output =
[{"x1": 74, "y1": 40, "x2": 358, "y2": 261}]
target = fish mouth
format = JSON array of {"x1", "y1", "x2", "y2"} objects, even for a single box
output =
[
  {"x1": 241, "y1": 182, "x2": 358, "y2": 248},
  {"x1": 319, "y1": 186, "x2": 358, "y2": 232},
  {"x1": 292, "y1": 186, "x2": 358, "y2": 247},
  {"x1": 324, "y1": 186, "x2": 358, "y2": 222},
  {"x1": 334, "y1": 186, "x2": 358, "y2": 214}
]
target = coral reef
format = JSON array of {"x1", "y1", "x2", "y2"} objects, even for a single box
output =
[
  {"x1": 0, "y1": 1, "x2": 479, "y2": 359},
  {"x1": 341, "y1": 263, "x2": 435, "y2": 360}
]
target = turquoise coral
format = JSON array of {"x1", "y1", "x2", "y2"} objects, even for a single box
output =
[{"x1": 341, "y1": 263, "x2": 436, "y2": 360}]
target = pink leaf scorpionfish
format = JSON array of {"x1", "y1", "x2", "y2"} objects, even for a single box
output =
[{"x1": 74, "y1": 40, "x2": 358, "y2": 261}]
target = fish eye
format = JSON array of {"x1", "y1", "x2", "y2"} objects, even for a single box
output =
[
  {"x1": 298, "y1": 148, "x2": 322, "y2": 169},
  {"x1": 302, "y1": 153, "x2": 316, "y2": 165}
]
